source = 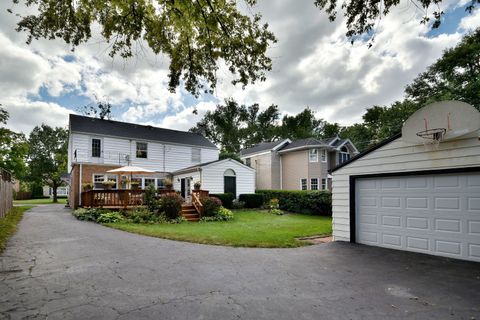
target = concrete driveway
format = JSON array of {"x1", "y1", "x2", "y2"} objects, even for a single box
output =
[{"x1": 1, "y1": 205, "x2": 479, "y2": 320}]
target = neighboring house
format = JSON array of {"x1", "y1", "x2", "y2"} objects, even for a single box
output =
[
  {"x1": 42, "y1": 186, "x2": 69, "y2": 198},
  {"x1": 240, "y1": 137, "x2": 358, "y2": 191},
  {"x1": 68, "y1": 114, "x2": 255, "y2": 208},
  {"x1": 330, "y1": 101, "x2": 480, "y2": 262}
]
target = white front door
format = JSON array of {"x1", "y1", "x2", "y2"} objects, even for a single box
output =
[{"x1": 356, "y1": 172, "x2": 480, "y2": 262}]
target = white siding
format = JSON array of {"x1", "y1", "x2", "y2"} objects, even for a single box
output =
[
  {"x1": 69, "y1": 132, "x2": 219, "y2": 172},
  {"x1": 201, "y1": 160, "x2": 255, "y2": 197},
  {"x1": 332, "y1": 135, "x2": 480, "y2": 242},
  {"x1": 173, "y1": 171, "x2": 201, "y2": 193}
]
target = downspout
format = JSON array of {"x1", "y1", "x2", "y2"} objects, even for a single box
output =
[
  {"x1": 163, "y1": 145, "x2": 166, "y2": 173},
  {"x1": 78, "y1": 163, "x2": 83, "y2": 207},
  {"x1": 279, "y1": 155, "x2": 283, "y2": 190}
]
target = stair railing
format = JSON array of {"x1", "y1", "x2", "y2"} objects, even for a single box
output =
[{"x1": 192, "y1": 190, "x2": 209, "y2": 218}]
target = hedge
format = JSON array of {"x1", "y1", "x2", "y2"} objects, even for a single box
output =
[
  {"x1": 210, "y1": 193, "x2": 235, "y2": 209},
  {"x1": 239, "y1": 194, "x2": 265, "y2": 208},
  {"x1": 256, "y1": 190, "x2": 331, "y2": 215}
]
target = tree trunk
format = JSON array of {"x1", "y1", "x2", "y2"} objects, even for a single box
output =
[{"x1": 52, "y1": 184, "x2": 58, "y2": 203}]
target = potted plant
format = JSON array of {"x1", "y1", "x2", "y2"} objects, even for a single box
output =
[
  {"x1": 193, "y1": 181, "x2": 201, "y2": 190},
  {"x1": 130, "y1": 181, "x2": 140, "y2": 190},
  {"x1": 164, "y1": 178, "x2": 173, "y2": 190},
  {"x1": 102, "y1": 180, "x2": 116, "y2": 190},
  {"x1": 82, "y1": 183, "x2": 93, "y2": 192}
]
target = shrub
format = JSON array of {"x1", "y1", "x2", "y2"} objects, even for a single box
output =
[
  {"x1": 270, "y1": 208, "x2": 284, "y2": 215},
  {"x1": 158, "y1": 193, "x2": 183, "y2": 219},
  {"x1": 232, "y1": 199, "x2": 245, "y2": 209},
  {"x1": 200, "y1": 196, "x2": 222, "y2": 217},
  {"x1": 96, "y1": 211, "x2": 124, "y2": 223},
  {"x1": 123, "y1": 206, "x2": 162, "y2": 223},
  {"x1": 72, "y1": 208, "x2": 112, "y2": 222},
  {"x1": 144, "y1": 183, "x2": 158, "y2": 213},
  {"x1": 200, "y1": 206, "x2": 234, "y2": 222},
  {"x1": 210, "y1": 193, "x2": 234, "y2": 209},
  {"x1": 256, "y1": 190, "x2": 332, "y2": 215},
  {"x1": 239, "y1": 194, "x2": 265, "y2": 208}
]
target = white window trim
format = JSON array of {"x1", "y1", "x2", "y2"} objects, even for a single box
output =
[
  {"x1": 191, "y1": 147, "x2": 201, "y2": 163},
  {"x1": 90, "y1": 137, "x2": 103, "y2": 158},
  {"x1": 310, "y1": 177, "x2": 319, "y2": 190},
  {"x1": 92, "y1": 173, "x2": 118, "y2": 189},
  {"x1": 309, "y1": 149, "x2": 318, "y2": 162}
]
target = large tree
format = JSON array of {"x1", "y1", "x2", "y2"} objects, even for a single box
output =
[
  {"x1": 0, "y1": 107, "x2": 29, "y2": 179},
  {"x1": 405, "y1": 28, "x2": 480, "y2": 110},
  {"x1": 279, "y1": 108, "x2": 323, "y2": 140},
  {"x1": 11, "y1": 0, "x2": 276, "y2": 97},
  {"x1": 27, "y1": 124, "x2": 68, "y2": 203}
]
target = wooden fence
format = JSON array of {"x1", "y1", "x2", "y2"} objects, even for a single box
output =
[{"x1": 0, "y1": 169, "x2": 13, "y2": 218}]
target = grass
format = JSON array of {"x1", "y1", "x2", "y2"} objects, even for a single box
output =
[
  {"x1": 0, "y1": 206, "x2": 34, "y2": 253},
  {"x1": 106, "y1": 210, "x2": 332, "y2": 248},
  {"x1": 13, "y1": 198, "x2": 67, "y2": 205}
]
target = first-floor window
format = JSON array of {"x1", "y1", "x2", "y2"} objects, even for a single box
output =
[
  {"x1": 93, "y1": 174, "x2": 105, "y2": 189},
  {"x1": 144, "y1": 178, "x2": 155, "y2": 189},
  {"x1": 321, "y1": 178, "x2": 327, "y2": 190},
  {"x1": 301, "y1": 178, "x2": 307, "y2": 190},
  {"x1": 310, "y1": 178, "x2": 319, "y2": 190},
  {"x1": 157, "y1": 178, "x2": 165, "y2": 189}
]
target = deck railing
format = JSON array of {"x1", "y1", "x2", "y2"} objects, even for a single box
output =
[
  {"x1": 82, "y1": 189, "x2": 146, "y2": 209},
  {"x1": 192, "y1": 190, "x2": 209, "y2": 218}
]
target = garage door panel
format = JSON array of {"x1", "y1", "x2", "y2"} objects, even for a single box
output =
[{"x1": 356, "y1": 172, "x2": 480, "y2": 262}]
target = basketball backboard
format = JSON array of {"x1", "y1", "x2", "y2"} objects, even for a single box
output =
[{"x1": 402, "y1": 101, "x2": 480, "y2": 145}]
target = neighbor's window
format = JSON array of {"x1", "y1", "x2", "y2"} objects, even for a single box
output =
[
  {"x1": 321, "y1": 178, "x2": 327, "y2": 190},
  {"x1": 245, "y1": 158, "x2": 251, "y2": 167},
  {"x1": 93, "y1": 174, "x2": 105, "y2": 189},
  {"x1": 339, "y1": 146, "x2": 350, "y2": 164},
  {"x1": 310, "y1": 178, "x2": 319, "y2": 190},
  {"x1": 136, "y1": 142, "x2": 148, "y2": 158},
  {"x1": 309, "y1": 149, "x2": 318, "y2": 162},
  {"x1": 321, "y1": 149, "x2": 327, "y2": 162},
  {"x1": 92, "y1": 138, "x2": 101, "y2": 158},
  {"x1": 191, "y1": 148, "x2": 201, "y2": 163},
  {"x1": 301, "y1": 178, "x2": 307, "y2": 190}
]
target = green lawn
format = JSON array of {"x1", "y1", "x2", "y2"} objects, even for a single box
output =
[
  {"x1": 0, "y1": 206, "x2": 34, "y2": 253},
  {"x1": 13, "y1": 198, "x2": 67, "y2": 205},
  {"x1": 106, "y1": 210, "x2": 332, "y2": 248}
]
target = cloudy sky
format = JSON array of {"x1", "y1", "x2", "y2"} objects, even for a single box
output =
[{"x1": 1, "y1": 0, "x2": 479, "y2": 134}]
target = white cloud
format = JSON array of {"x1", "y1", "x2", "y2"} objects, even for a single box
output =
[{"x1": 458, "y1": 8, "x2": 480, "y2": 31}]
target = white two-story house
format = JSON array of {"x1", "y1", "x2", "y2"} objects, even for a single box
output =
[{"x1": 68, "y1": 114, "x2": 255, "y2": 208}]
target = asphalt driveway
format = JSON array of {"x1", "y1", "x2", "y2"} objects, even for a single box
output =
[{"x1": 1, "y1": 205, "x2": 479, "y2": 320}]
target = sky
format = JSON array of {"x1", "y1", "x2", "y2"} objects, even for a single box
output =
[{"x1": 1, "y1": 0, "x2": 479, "y2": 135}]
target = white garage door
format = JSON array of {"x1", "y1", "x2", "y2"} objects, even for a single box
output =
[{"x1": 356, "y1": 172, "x2": 480, "y2": 262}]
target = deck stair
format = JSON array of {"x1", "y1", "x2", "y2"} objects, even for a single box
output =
[{"x1": 181, "y1": 204, "x2": 200, "y2": 222}]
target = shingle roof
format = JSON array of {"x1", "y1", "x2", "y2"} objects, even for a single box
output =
[
  {"x1": 240, "y1": 139, "x2": 289, "y2": 156},
  {"x1": 278, "y1": 138, "x2": 329, "y2": 152},
  {"x1": 330, "y1": 138, "x2": 346, "y2": 147},
  {"x1": 69, "y1": 114, "x2": 217, "y2": 149}
]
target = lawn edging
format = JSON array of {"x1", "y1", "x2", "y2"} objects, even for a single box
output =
[{"x1": 0, "y1": 206, "x2": 33, "y2": 253}]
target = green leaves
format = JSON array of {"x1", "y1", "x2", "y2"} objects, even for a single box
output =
[{"x1": 12, "y1": 0, "x2": 276, "y2": 97}]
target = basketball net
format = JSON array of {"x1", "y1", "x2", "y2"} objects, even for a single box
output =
[{"x1": 416, "y1": 118, "x2": 447, "y2": 150}]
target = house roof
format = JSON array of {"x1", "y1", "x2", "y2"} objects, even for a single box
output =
[
  {"x1": 172, "y1": 158, "x2": 254, "y2": 175},
  {"x1": 330, "y1": 133, "x2": 402, "y2": 173},
  {"x1": 69, "y1": 114, "x2": 217, "y2": 149},
  {"x1": 240, "y1": 139, "x2": 290, "y2": 156},
  {"x1": 278, "y1": 138, "x2": 331, "y2": 153}
]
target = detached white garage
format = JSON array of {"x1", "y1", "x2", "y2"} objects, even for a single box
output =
[{"x1": 331, "y1": 101, "x2": 480, "y2": 262}]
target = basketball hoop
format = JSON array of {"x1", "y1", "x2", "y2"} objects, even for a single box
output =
[{"x1": 416, "y1": 128, "x2": 446, "y2": 149}]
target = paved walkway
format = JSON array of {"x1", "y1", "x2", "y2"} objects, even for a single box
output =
[{"x1": 1, "y1": 205, "x2": 479, "y2": 319}]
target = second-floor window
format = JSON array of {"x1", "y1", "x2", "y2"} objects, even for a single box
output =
[
  {"x1": 311, "y1": 178, "x2": 319, "y2": 190},
  {"x1": 92, "y1": 138, "x2": 101, "y2": 158},
  {"x1": 192, "y1": 148, "x2": 201, "y2": 163},
  {"x1": 245, "y1": 158, "x2": 251, "y2": 167},
  {"x1": 136, "y1": 142, "x2": 148, "y2": 158},
  {"x1": 339, "y1": 146, "x2": 350, "y2": 164},
  {"x1": 321, "y1": 149, "x2": 327, "y2": 162},
  {"x1": 309, "y1": 149, "x2": 318, "y2": 162}
]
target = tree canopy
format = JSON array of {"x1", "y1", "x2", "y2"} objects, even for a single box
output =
[
  {"x1": 0, "y1": 107, "x2": 29, "y2": 179},
  {"x1": 27, "y1": 124, "x2": 68, "y2": 202},
  {"x1": 11, "y1": 0, "x2": 276, "y2": 97}
]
